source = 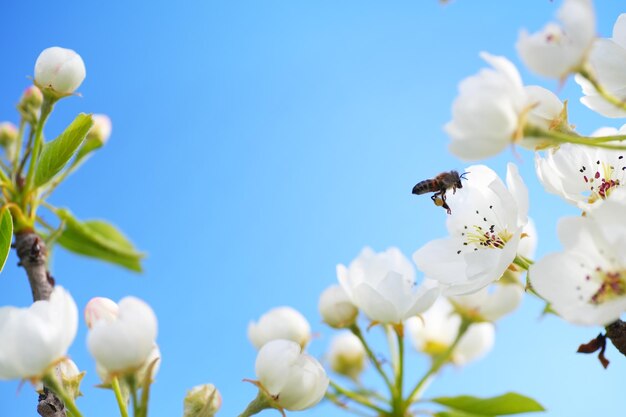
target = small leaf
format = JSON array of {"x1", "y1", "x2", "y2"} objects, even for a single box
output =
[
  {"x1": 435, "y1": 411, "x2": 492, "y2": 417},
  {"x1": 0, "y1": 209, "x2": 13, "y2": 273},
  {"x1": 432, "y1": 393, "x2": 545, "y2": 415},
  {"x1": 34, "y1": 113, "x2": 93, "y2": 187},
  {"x1": 56, "y1": 209, "x2": 144, "y2": 272}
]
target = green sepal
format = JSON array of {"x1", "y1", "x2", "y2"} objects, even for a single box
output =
[
  {"x1": 55, "y1": 209, "x2": 145, "y2": 272},
  {"x1": 34, "y1": 113, "x2": 93, "y2": 187}
]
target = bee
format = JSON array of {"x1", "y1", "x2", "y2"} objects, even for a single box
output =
[{"x1": 412, "y1": 170, "x2": 468, "y2": 214}]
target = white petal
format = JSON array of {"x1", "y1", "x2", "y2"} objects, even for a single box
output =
[{"x1": 255, "y1": 340, "x2": 301, "y2": 395}]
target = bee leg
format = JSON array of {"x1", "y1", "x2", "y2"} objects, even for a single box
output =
[{"x1": 441, "y1": 194, "x2": 452, "y2": 214}]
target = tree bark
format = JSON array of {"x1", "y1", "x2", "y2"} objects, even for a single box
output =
[{"x1": 15, "y1": 231, "x2": 67, "y2": 417}]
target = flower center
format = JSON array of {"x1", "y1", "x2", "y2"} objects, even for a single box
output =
[
  {"x1": 587, "y1": 268, "x2": 626, "y2": 305},
  {"x1": 579, "y1": 156, "x2": 625, "y2": 203},
  {"x1": 456, "y1": 206, "x2": 513, "y2": 254}
]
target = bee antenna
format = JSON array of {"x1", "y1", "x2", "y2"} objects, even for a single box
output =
[{"x1": 460, "y1": 171, "x2": 470, "y2": 180}]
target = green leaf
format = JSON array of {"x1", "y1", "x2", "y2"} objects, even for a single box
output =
[
  {"x1": 432, "y1": 393, "x2": 545, "y2": 415},
  {"x1": 0, "y1": 209, "x2": 13, "y2": 273},
  {"x1": 435, "y1": 411, "x2": 493, "y2": 417},
  {"x1": 34, "y1": 113, "x2": 93, "y2": 187},
  {"x1": 56, "y1": 209, "x2": 145, "y2": 272}
]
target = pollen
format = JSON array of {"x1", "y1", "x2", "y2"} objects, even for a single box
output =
[
  {"x1": 589, "y1": 269, "x2": 626, "y2": 305},
  {"x1": 578, "y1": 157, "x2": 625, "y2": 204}
]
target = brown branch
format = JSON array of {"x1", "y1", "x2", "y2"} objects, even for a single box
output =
[
  {"x1": 15, "y1": 231, "x2": 66, "y2": 417},
  {"x1": 606, "y1": 320, "x2": 626, "y2": 357}
]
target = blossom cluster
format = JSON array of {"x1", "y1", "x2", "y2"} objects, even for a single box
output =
[{"x1": 3, "y1": 1, "x2": 626, "y2": 416}]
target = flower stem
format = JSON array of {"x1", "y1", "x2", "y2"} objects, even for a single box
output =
[
  {"x1": 578, "y1": 67, "x2": 626, "y2": 114},
  {"x1": 525, "y1": 126, "x2": 626, "y2": 150},
  {"x1": 405, "y1": 319, "x2": 471, "y2": 405},
  {"x1": 329, "y1": 380, "x2": 389, "y2": 415},
  {"x1": 24, "y1": 96, "x2": 54, "y2": 196},
  {"x1": 237, "y1": 390, "x2": 273, "y2": 417},
  {"x1": 111, "y1": 377, "x2": 130, "y2": 417},
  {"x1": 12, "y1": 117, "x2": 26, "y2": 177},
  {"x1": 513, "y1": 255, "x2": 532, "y2": 271},
  {"x1": 392, "y1": 325, "x2": 406, "y2": 416},
  {"x1": 349, "y1": 324, "x2": 396, "y2": 398}
]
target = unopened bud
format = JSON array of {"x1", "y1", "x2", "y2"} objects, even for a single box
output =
[
  {"x1": 183, "y1": 384, "x2": 222, "y2": 417},
  {"x1": 86, "y1": 114, "x2": 112, "y2": 146},
  {"x1": 327, "y1": 332, "x2": 366, "y2": 380},
  {"x1": 36, "y1": 359, "x2": 84, "y2": 399},
  {"x1": 84, "y1": 297, "x2": 119, "y2": 329},
  {"x1": 34, "y1": 47, "x2": 86, "y2": 97},
  {"x1": 0, "y1": 122, "x2": 18, "y2": 148},
  {"x1": 248, "y1": 306, "x2": 311, "y2": 349},
  {"x1": 318, "y1": 285, "x2": 358, "y2": 328},
  {"x1": 18, "y1": 86, "x2": 43, "y2": 122},
  {"x1": 58, "y1": 358, "x2": 84, "y2": 399}
]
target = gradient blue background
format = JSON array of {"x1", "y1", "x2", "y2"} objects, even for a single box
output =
[{"x1": 1, "y1": 1, "x2": 625, "y2": 416}]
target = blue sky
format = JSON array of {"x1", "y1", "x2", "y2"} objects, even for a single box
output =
[{"x1": 1, "y1": 1, "x2": 625, "y2": 416}]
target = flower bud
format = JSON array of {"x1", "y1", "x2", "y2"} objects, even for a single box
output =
[
  {"x1": 17, "y1": 86, "x2": 43, "y2": 122},
  {"x1": 87, "y1": 296, "x2": 157, "y2": 376},
  {"x1": 406, "y1": 298, "x2": 494, "y2": 366},
  {"x1": 34, "y1": 47, "x2": 86, "y2": 96},
  {"x1": 255, "y1": 339, "x2": 328, "y2": 411},
  {"x1": 35, "y1": 358, "x2": 84, "y2": 399},
  {"x1": 248, "y1": 306, "x2": 311, "y2": 349},
  {"x1": 0, "y1": 122, "x2": 18, "y2": 161},
  {"x1": 84, "y1": 297, "x2": 119, "y2": 329},
  {"x1": 327, "y1": 332, "x2": 366, "y2": 380},
  {"x1": 318, "y1": 285, "x2": 357, "y2": 328},
  {"x1": 86, "y1": 114, "x2": 112, "y2": 146},
  {"x1": 0, "y1": 122, "x2": 18, "y2": 148},
  {"x1": 183, "y1": 384, "x2": 222, "y2": 417}
]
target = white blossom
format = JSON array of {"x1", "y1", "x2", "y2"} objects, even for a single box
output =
[
  {"x1": 446, "y1": 53, "x2": 564, "y2": 160},
  {"x1": 517, "y1": 0, "x2": 595, "y2": 79},
  {"x1": 575, "y1": 14, "x2": 626, "y2": 118},
  {"x1": 535, "y1": 129, "x2": 626, "y2": 212},
  {"x1": 87, "y1": 296, "x2": 158, "y2": 375},
  {"x1": 0, "y1": 287, "x2": 78, "y2": 380},
  {"x1": 34, "y1": 47, "x2": 86, "y2": 95},
  {"x1": 406, "y1": 298, "x2": 494, "y2": 366},
  {"x1": 318, "y1": 284, "x2": 358, "y2": 328},
  {"x1": 327, "y1": 332, "x2": 366, "y2": 380},
  {"x1": 530, "y1": 189, "x2": 626, "y2": 325},
  {"x1": 338, "y1": 247, "x2": 440, "y2": 324},
  {"x1": 255, "y1": 339, "x2": 329, "y2": 411},
  {"x1": 248, "y1": 306, "x2": 311, "y2": 349},
  {"x1": 414, "y1": 164, "x2": 528, "y2": 296}
]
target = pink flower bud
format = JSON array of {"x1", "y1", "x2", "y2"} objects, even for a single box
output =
[{"x1": 84, "y1": 297, "x2": 119, "y2": 329}]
